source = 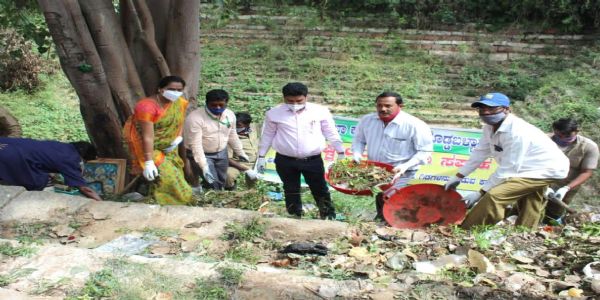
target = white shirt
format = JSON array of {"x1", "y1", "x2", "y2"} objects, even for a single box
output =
[
  {"x1": 351, "y1": 111, "x2": 433, "y2": 170},
  {"x1": 459, "y1": 114, "x2": 569, "y2": 191},
  {"x1": 258, "y1": 102, "x2": 344, "y2": 158}
]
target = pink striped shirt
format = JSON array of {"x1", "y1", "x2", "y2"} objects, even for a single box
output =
[{"x1": 258, "y1": 102, "x2": 344, "y2": 158}]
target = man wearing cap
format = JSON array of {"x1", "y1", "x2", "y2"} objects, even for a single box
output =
[
  {"x1": 256, "y1": 82, "x2": 345, "y2": 220},
  {"x1": 444, "y1": 92, "x2": 569, "y2": 229},
  {"x1": 352, "y1": 91, "x2": 433, "y2": 221}
]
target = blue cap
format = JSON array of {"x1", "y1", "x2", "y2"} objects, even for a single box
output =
[{"x1": 471, "y1": 92, "x2": 510, "y2": 108}]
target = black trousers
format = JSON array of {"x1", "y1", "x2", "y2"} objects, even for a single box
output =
[{"x1": 274, "y1": 153, "x2": 335, "y2": 218}]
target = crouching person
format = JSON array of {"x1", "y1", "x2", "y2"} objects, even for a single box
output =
[{"x1": 444, "y1": 92, "x2": 569, "y2": 229}]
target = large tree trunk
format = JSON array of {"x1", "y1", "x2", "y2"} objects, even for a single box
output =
[
  {"x1": 0, "y1": 106, "x2": 21, "y2": 137},
  {"x1": 37, "y1": 0, "x2": 200, "y2": 157}
]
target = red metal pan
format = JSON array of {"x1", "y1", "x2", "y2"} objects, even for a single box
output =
[{"x1": 382, "y1": 183, "x2": 466, "y2": 229}]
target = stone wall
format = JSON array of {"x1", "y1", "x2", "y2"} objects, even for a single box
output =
[{"x1": 201, "y1": 14, "x2": 599, "y2": 61}]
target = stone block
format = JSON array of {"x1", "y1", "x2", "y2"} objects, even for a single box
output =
[
  {"x1": 0, "y1": 190, "x2": 91, "y2": 222},
  {"x1": 0, "y1": 185, "x2": 25, "y2": 210}
]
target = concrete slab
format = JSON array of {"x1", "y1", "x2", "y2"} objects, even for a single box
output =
[
  {"x1": 0, "y1": 185, "x2": 26, "y2": 210},
  {"x1": 0, "y1": 191, "x2": 91, "y2": 223}
]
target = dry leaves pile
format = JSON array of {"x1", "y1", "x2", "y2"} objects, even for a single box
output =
[
  {"x1": 327, "y1": 160, "x2": 393, "y2": 192},
  {"x1": 269, "y1": 213, "x2": 600, "y2": 299}
]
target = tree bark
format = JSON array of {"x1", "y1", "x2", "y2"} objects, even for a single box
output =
[
  {"x1": 79, "y1": 0, "x2": 143, "y2": 122},
  {"x1": 165, "y1": 0, "x2": 201, "y2": 108},
  {"x1": 38, "y1": 0, "x2": 201, "y2": 157},
  {"x1": 0, "y1": 106, "x2": 21, "y2": 137},
  {"x1": 38, "y1": 0, "x2": 126, "y2": 158}
]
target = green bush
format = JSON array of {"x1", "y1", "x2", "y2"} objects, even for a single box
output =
[
  {"x1": 0, "y1": 29, "x2": 44, "y2": 92},
  {"x1": 209, "y1": 0, "x2": 600, "y2": 32}
]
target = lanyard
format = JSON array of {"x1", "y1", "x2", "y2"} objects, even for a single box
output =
[{"x1": 205, "y1": 107, "x2": 231, "y2": 128}]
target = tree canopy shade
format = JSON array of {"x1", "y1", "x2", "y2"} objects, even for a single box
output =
[{"x1": 37, "y1": 0, "x2": 200, "y2": 157}]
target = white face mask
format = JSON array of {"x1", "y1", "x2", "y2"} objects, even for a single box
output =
[
  {"x1": 287, "y1": 103, "x2": 305, "y2": 112},
  {"x1": 162, "y1": 90, "x2": 183, "y2": 101}
]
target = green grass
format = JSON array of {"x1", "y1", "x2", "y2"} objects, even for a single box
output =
[
  {"x1": 67, "y1": 258, "x2": 200, "y2": 299},
  {"x1": 141, "y1": 227, "x2": 180, "y2": 238},
  {"x1": 0, "y1": 72, "x2": 88, "y2": 142},
  {"x1": 223, "y1": 216, "x2": 267, "y2": 242},
  {"x1": 0, "y1": 242, "x2": 36, "y2": 257},
  {"x1": 224, "y1": 243, "x2": 261, "y2": 264},
  {"x1": 0, "y1": 268, "x2": 35, "y2": 287},
  {"x1": 192, "y1": 278, "x2": 229, "y2": 300},
  {"x1": 216, "y1": 265, "x2": 245, "y2": 286}
]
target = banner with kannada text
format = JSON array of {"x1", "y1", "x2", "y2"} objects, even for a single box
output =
[{"x1": 259, "y1": 116, "x2": 496, "y2": 192}]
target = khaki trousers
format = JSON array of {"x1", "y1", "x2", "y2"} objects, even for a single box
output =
[{"x1": 461, "y1": 178, "x2": 558, "y2": 230}]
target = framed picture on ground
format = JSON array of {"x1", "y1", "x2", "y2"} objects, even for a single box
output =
[{"x1": 83, "y1": 158, "x2": 126, "y2": 195}]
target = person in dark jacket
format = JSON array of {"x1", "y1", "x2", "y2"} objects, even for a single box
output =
[{"x1": 0, "y1": 137, "x2": 102, "y2": 201}]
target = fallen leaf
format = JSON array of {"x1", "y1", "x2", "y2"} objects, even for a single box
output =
[
  {"x1": 184, "y1": 220, "x2": 212, "y2": 228},
  {"x1": 348, "y1": 247, "x2": 370, "y2": 259},
  {"x1": 474, "y1": 275, "x2": 498, "y2": 288},
  {"x1": 52, "y1": 224, "x2": 75, "y2": 237},
  {"x1": 369, "y1": 290, "x2": 395, "y2": 300},
  {"x1": 468, "y1": 249, "x2": 495, "y2": 273},
  {"x1": 591, "y1": 279, "x2": 600, "y2": 294},
  {"x1": 511, "y1": 252, "x2": 534, "y2": 264},
  {"x1": 349, "y1": 230, "x2": 365, "y2": 247},
  {"x1": 504, "y1": 272, "x2": 536, "y2": 292},
  {"x1": 411, "y1": 231, "x2": 429, "y2": 242},
  {"x1": 535, "y1": 269, "x2": 550, "y2": 277},
  {"x1": 271, "y1": 258, "x2": 291, "y2": 268},
  {"x1": 438, "y1": 226, "x2": 453, "y2": 237},
  {"x1": 153, "y1": 292, "x2": 173, "y2": 300},
  {"x1": 564, "y1": 275, "x2": 581, "y2": 283},
  {"x1": 401, "y1": 249, "x2": 418, "y2": 261}
]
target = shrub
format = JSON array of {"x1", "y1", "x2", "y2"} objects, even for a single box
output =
[{"x1": 0, "y1": 29, "x2": 44, "y2": 92}]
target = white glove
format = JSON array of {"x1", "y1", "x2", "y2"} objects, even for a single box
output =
[
  {"x1": 143, "y1": 160, "x2": 159, "y2": 181},
  {"x1": 257, "y1": 157, "x2": 267, "y2": 174},
  {"x1": 202, "y1": 167, "x2": 215, "y2": 184},
  {"x1": 552, "y1": 186, "x2": 570, "y2": 202},
  {"x1": 544, "y1": 187, "x2": 555, "y2": 199},
  {"x1": 245, "y1": 169, "x2": 258, "y2": 180},
  {"x1": 238, "y1": 153, "x2": 250, "y2": 162},
  {"x1": 444, "y1": 176, "x2": 461, "y2": 191},
  {"x1": 463, "y1": 192, "x2": 482, "y2": 209},
  {"x1": 163, "y1": 136, "x2": 182, "y2": 153},
  {"x1": 392, "y1": 163, "x2": 409, "y2": 181},
  {"x1": 352, "y1": 152, "x2": 362, "y2": 163},
  {"x1": 337, "y1": 152, "x2": 346, "y2": 161}
]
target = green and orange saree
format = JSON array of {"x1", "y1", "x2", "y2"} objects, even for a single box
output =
[{"x1": 124, "y1": 97, "x2": 193, "y2": 205}]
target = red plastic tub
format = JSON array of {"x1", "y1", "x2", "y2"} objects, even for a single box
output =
[
  {"x1": 382, "y1": 183, "x2": 466, "y2": 228},
  {"x1": 325, "y1": 160, "x2": 394, "y2": 196}
]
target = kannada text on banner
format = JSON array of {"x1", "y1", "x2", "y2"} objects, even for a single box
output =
[{"x1": 259, "y1": 116, "x2": 497, "y2": 192}]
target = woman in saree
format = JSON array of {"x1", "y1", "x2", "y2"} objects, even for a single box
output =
[{"x1": 123, "y1": 75, "x2": 193, "y2": 205}]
